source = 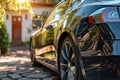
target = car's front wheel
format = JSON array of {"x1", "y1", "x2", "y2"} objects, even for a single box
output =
[{"x1": 59, "y1": 36, "x2": 83, "y2": 80}]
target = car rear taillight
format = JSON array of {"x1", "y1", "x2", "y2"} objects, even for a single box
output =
[
  {"x1": 88, "y1": 16, "x2": 93, "y2": 24},
  {"x1": 101, "y1": 7, "x2": 120, "y2": 22}
]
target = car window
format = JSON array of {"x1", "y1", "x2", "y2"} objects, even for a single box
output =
[
  {"x1": 65, "y1": 0, "x2": 84, "y2": 14},
  {"x1": 72, "y1": 0, "x2": 84, "y2": 9},
  {"x1": 43, "y1": 1, "x2": 70, "y2": 27},
  {"x1": 43, "y1": 5, "x2": 60, "y2": 27}
]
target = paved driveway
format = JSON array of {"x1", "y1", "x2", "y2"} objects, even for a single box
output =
[{"x1": 0, "y1": 46, "x2": 60, "y2": 80}]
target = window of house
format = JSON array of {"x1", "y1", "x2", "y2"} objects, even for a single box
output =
[{"x1": 32, "y1": 15, "x2": 41, "y2": 29}]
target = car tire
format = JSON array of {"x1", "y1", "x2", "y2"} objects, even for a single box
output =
[
  {"x1": 29, "y1": 43, "x2": 38, "y2": 66},
  {"x1": 59, "y1": 36, "x2": 83, "y2": 80}
]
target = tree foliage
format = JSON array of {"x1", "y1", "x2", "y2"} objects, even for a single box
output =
[
  {"x1": 0, "y1": 21, "x2": 10, "y2": 54},
  {"x1": 0, "y1": 0, "x2": 11, "y2": 54}
]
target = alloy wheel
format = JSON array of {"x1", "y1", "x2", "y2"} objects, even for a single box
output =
[{"x1": 60, "y1": 37, "x2": 77, "y2": 80}]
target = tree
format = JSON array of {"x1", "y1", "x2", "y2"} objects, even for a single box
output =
[
  {"x1": 0, "y1": 21, "x2": 10, "y2": 54},
  {"x1": 0, "y1": 0, "x2": 12, "y2": 54}
]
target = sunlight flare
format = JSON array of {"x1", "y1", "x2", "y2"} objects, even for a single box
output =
[{"x1": 17, "y1": 0, "x2": 26, "y2": 3}]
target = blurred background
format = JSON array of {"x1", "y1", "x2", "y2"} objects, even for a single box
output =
[{"x1": 0, "y1": 0, "x2": 62, "y2": 54}]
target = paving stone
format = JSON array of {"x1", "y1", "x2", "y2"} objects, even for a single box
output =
[
  {"x1": 43, "y1": 78, "x2": 53, "y2": 80},
  {"x1": 7, "y1": 71, "x2": 15, "y2": 74},
  {"x1": 2, "y1": 66, "x2": 17, "y2": 72},
  {"x1": 16, "y1": 69, "x2": 31, "y2": 74},
  {"x1": 24, "y1": 63, "x2": 31, "y2": 67},
  {"x1": 1, "y1": 78, "x2": 12, "y2": 80},
  {"x1": 8, "y1": 74, "x2": 22, "y2": 79},
  {"x1": 20, "y1": 72, "x2": 32, "y2": 77},
  {"x1": 42, "y1": 72, "x2": 53, "y2": 76},
  {"x1": 0, "y1": 48, "x2": 59, "y2": 80},
  {"x1": 28, "y1": 67, "x2": 35, "y2": 71},
  {"x1": 17, "y1": 67, "x2": 27, "y2": 70},
  {"x1": 51, "y1": 76, "x2": 60, "y2": 80},
  {"x1": 18, "y1": 78, "x2": 39, "y2": 80},
  {"x1": 33, "y1": 70, "x2": 41, "y2": 74},
  {"x1": 27, "y1": 73, "x2": 50, "y2": 79},
  {"x1": 0, "y1": 74, "x2": 7, "y2": 78},
  {"x1": 20, "y1": 73, "x2": 28, "y2": 77},
  {"x1": 0, "y1": 71, "x2": 8, "y2": 75}
]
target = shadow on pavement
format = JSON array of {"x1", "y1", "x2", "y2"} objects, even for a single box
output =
[{"x1": 0, "y1": 45, "x2": 60, "y2": 80}]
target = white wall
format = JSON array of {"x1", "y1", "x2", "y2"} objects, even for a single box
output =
[
  {"x1": 22, "y1": 14, "x2": 32, "y2": 42},
  {"x1": 4, "y1": 13, "x2": 12, "y2": 42}
]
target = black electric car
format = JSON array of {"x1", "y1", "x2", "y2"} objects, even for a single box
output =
[{"x1": 29, "y1": 0, "x2": 120, "y2": 80}]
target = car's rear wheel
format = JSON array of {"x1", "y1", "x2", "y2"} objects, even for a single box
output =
[
  {"x1": 59, "y1": 36, "x2": 83, "y2": 80},
  {"x1": 29, "y1": 43, "x2": 38, "y2": 66}
]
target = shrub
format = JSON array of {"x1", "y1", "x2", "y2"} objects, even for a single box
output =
[{"x1": 0, "y1": 21, "x2": 10, "y2": 54}]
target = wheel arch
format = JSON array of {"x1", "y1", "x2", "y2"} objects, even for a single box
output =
[
  {"x1": 56, "y1": 31, "x2": 87, "y2": 79},
  {"x1": 57, "y1": 32, "x2": 70, "y2": 53},
  {"x1": 56, "y1": 32, "x2": 72, "y2": 70},
  {"x1": 57, "y1": 32, "x2": 86, "y2": 80}
]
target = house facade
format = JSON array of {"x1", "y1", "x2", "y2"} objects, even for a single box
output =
[{"x1": 4, "y1": 0, "x2": 59, "y2": 45}]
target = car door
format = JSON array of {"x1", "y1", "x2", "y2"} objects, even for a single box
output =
[{"x1": 35, "y1": 0, "x2": 73, "y2": 69}]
